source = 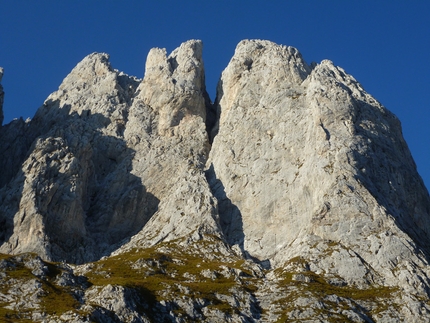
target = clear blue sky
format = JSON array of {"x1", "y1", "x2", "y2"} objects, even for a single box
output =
[{"x1": 1, "y1": 1, "x2": 429, "y2": 190}]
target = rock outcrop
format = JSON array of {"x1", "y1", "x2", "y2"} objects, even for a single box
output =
[
  {"x1": 208, "y1": 39, "x2": 430, "y2": 287},
  {"x1": 0, "y1": 42, "x2": 221, "y2": 264},
  {"x1": 0, "y1": 39, "x2": 430, "y2": 322}
]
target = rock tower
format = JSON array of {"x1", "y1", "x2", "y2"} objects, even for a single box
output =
[{"x1": 0, "y1": 40, "x2": 429, "y2": 322}]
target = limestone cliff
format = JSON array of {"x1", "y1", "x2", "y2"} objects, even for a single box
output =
[
  {"x1": 208, "y1": 39, "x2": 430, "y2": 289},
  {"x1": 0, "y1": 42, "x2": 221, "y2": 264},
  {"x1": 0, "y1": 40, "x2": 430, "y2": 322}
]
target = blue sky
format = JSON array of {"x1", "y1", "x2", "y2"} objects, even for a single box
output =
[{"x1": 1, "y1": 1, "x2": 429, "y2": 189}]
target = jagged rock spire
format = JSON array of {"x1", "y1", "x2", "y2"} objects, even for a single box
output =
[
  {"x1": 0, "y1": 40, "x2": 430, "y2": 322},
  {"x1": 0, "y1": 41, "x2": 218, "y2": 264}
]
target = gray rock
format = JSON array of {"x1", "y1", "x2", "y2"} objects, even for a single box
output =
[
  {"x1": 207, "y1": 38, "x2": 430, "y2": 292},
  {"x1": 85, "y1": 284, "x2": 151, "y2": 323},
  {"x1": 1, "y1": 39, "x2": 430, "y2": 322},
  {"x1": 0, "y1": 42, "x2": 219, "y2": 263}
]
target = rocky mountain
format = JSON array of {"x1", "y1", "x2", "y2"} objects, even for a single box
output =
[{"x1": 0, "y1": 39, "x2": 430, "y2": 322}]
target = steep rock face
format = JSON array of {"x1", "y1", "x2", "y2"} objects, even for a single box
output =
[
  {"x1": 207, "y1": 39, "x2": 430, "y2": 317},
  {"x1": 118, "y1": 40, "x2": 221, "y2": 249},
  {"x1": 0, "y1": 52, "x2": 146, "y2": 262},
  {"x1": 0, "y1": 40, "x2": 222, "y2": 263},
  {"x1": 139, "y1": 40, "x2": 208, "y2": 135},
  {"x1": 1, "y1": 39, "x2": 430, "y2": 322},
  {"x1": 207, "y1": 40, "x2": 314, "y2": 257}
]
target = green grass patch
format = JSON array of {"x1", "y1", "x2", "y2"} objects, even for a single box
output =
[
  {"x1": 272, "y1": 256, "x2": 399, "y2": 321},
  {"x1": 0, "y1": 307, "x2": 34, "y2": 323},
  {"x1": 86, "y1": 238, "x2": 259, "y2": 316},
  {"x1": 0, "y1": 237, "x2": 260, "y2": 320},
  {"x1": 0, "y1": 253, "x2": 80, "y2": 319},
  {"x1": 278, "y1": 257, "x2": 398, "y2": 301}
]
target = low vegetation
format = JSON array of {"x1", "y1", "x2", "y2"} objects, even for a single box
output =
[
  {"x1": 272, "y1": 256, "x2": 400, "y2": 322},
  {"x1": 0, "y1": 253, "x2": 80, "y2": 321},
  {"x1": 0, "y1": 244, "x2": 404, "y2": 322},
  {"x1": 86, "y1": 236, "x2": 259, "y2": 316}
]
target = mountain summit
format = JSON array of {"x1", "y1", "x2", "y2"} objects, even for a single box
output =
[{"x1": 1, "y1": 40, "x2": 429, "y2": 322}]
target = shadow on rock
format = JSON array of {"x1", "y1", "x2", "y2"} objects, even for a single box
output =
[
  {"x1": 205, "y1": 163, "x2": 272, "y2": 269},
  {"x1": 351, "y1": 99, "x2": 430, "y2": 262},
  {"x1": 0, "y1": 102, "x2": 159, "y2": 264},
  {"x1": 205, "y1": 164, "x2": 245, "y2": 250}
]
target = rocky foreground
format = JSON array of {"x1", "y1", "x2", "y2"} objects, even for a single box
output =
[{"x1": 0, "y1": 40, "x2": 430, "y2": 322}]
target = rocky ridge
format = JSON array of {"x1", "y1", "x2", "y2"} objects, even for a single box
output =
[{"x1": 0, "y1": 40, "x2": 430, "y2": 322}]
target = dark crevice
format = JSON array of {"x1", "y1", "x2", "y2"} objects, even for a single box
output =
[
  {"x1": 205, "y1": 97, "x2": 217, "y2": 144},
  {"x1": 319, "y1": 119, "x2": 331, "y2": 141},
  {"x1": 206, "y1": 79, "x2": 223, "y2": 143},
  {"x1": 167, "y1": 56, "x2": 179, "y2": 73},
  {"x1": 205, "y1": 164, "x2": 244, "y2": 250},
  {"x1": 205, "y1": 163, "x2": 269, "y2": 268}
]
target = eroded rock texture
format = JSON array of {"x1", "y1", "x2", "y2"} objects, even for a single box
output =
[
  {"x1": 0, "y1": 41, "x2": 220, "y2": 264},
  {"x1": 208, "y1": 39, "x2": 430, "y2": 289},
  {"x1": 0, "y1": 39, "x2": 430, "y2": 322}
]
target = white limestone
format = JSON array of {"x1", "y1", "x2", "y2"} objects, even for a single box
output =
[{"x1": 0, "y1": 39, "x2": 429, "y2": 322}]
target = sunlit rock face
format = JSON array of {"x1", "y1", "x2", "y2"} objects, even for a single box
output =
[
  {"x1": 0, "y1": 40, "x2": 430, "y2": 322},
  {"x1": 208, "y1": 39, "x2": 430, "y2": 288},
  {"x1": 0, "y1": 41, "x2": 220, "y2": 264}
]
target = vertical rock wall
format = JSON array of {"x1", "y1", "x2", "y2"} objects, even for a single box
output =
[
  {"x1": 0, "y1": 39, "x2": 430, "y2": 321},
  {"x1": 0, "y1": 41, "x2": 222, "y2": 263},
  {"x1": 207, "y1": 39, "x2": 430, "y2": 292}
]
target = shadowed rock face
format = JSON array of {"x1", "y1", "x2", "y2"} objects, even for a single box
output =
[
  {"x1": 1, "y1": 39, "x2": 430, "y2": 322},
  {"x1": 0, "y1": 41, "x2": 220, "y2": 264}
]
